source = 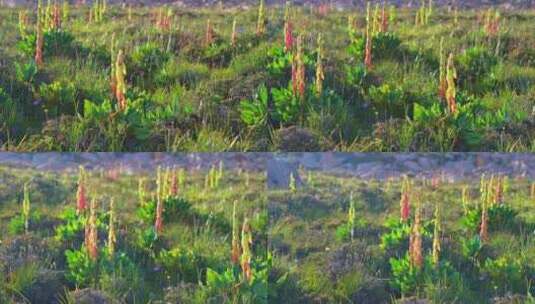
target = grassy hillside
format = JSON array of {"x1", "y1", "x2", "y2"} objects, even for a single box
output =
[
  {"x1": 0, "y1": 164, "x2": 267, "y2": 303},
  {"x1": 269, "y1": 170, "x2": 535, "y2": 303},
  {"x1": 1, "y1": 3, "x2": 534, "y2": 151}
]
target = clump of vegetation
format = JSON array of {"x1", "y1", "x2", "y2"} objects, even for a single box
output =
[
  {"x1": 0, "y1": 2, "x2": 533, "y2": 151},
  {"x1": 269, "y1": 166, "x2": 535, "y2": 303},
  {"x1": 0, "y1": 158, "x2": 267, "y2": 303}
]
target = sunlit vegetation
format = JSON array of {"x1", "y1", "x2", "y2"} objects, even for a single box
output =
[
  {"x1": 0, "y1": 162, "x2": 267, "y2": 303},
  {"x1": 269, "y1": 169, "x2": 535, "y2": 303},
  {"x1": 0, "y1": 2, "x2": 534, "y2": 151}
]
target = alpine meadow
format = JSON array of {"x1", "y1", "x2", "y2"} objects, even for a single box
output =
[{"x1": 0, "y1": 1, "x2": 534, "y2": 151}]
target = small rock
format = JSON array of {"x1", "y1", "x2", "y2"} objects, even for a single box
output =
[
  {"x1": 274, "y1": 126, "x2": 321, "y2": 152},
  {"x1": 70, "y1": 289, "x2": 114, "y2": 304}
]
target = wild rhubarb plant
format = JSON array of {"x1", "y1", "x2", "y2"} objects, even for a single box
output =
[
  {"x1": 289, "y1": 172, "x2": 296, "y2": 193},
  {"x1": 380, "y1": 4, "x2": 388, "y2": 33},
  {"x1": 400, "y1": 176, "x2": 411, "y2": 222},
  {"x1": 22, "y1": 182, "x2": 31, "y2": 234},
  {"x1": 484, "y1": 9, "x2": 500, "y2": 36},
  {"x1": 415, "y1": 0, "x2": 429, "y2": 26},
  {"x1": 110, "y1": 33, "x2": 117, "y2": 98},
  {"x1": 426, "y1": 0, "x2": 433, "y2": 24},
  {"x1": 372, "y1": 3, "x2": 379, "y2": 36},
  {"x1": 155, "y1": 7, "x2": 172, "y2": 31},
  {"x1": 347, "y1": 15, "x2": 357, "y2": 40},
  {"x1": 283, "y1": 9, "x2": 293, "y2": 52},
  {"x1": 18, "y1": 10, "x2": 29, "y2": 38},
  {"x1": 115, "y1": 50, "x2": 127, "y2": 110},
  {"x1": 107, "y1": 197, "x2": 116, "y2": 257},
  {"x1": 409, "y1": 195, "x2": 423, "y2": 269},
  {"x1": 479, "y1": 194, "x2": 489, "y2": 243},
  {"x1": 35, "y1": 12, "x2": 44, "y2": 67},
  {"x1": 256, "y1": 0, "x2": 266, "y2": 36},
  {"x1": 445, "y1": 53, "x2": 457, "y2": 114},
  {"x1": 138, "y1": 177, "x2": 147, "y2": 206},
  {"x1": 205, "y1": 19, "x2": 214, "y2": 47},
  {"x1": 315, "y1": 34, "x2": 324, "y2": 98},
  {"x1": 240, "y1": 217, "x2": 253, "y2": 282},
  {"x1": 51, "y1": 1, "x2": 61, "y2": 30},
  {"x1": 37, "y1": 0, "x2": 43, "y2": 22},
  {"x1": 77, "y1": 166, "x2": 87, "y2": 215},
  {"x1": 291, "y1": 35, "x2": 305, "y2": 100},
  {"x1": 231, "y1": 200, "x2": 241, "y2": 265},
  {"x1": 62, "y1": 0, "x2": 69, "y2": 21},
  {"x1": 438, "y1": 38, "x2": 447, "y2": 99},
  {"x1": 205, "y1": 164, "x2": 221, "y2": 189},
  {"x1": 44, "y1": 0, "x2": 51, "y2": 30},
  {"x1": 364, "y1": 2, "x2": 373, "y2": 70},
  {"x1": 162, "y1": 167, "x2": 170, "y2": 199},
  {"x1": 348, "y1": 192, "x2": 356, "y2": 241},
  {"x1": 231, "y1": 18, "x2": 237, "y2": 47},
  {"x1": 92, "y1": 0, "x2": 105, "y2": 22},
  {"x1": 155, "y1": 167, "x2": 164, "y2": 236},
  {"x1": 85, "y1": 197, "x2": 98, "y2": 261},
  {"x1": 432, "y1": 201, "x2": 441, "y2": 265},
  {"x1": 461, "y1": 185, "x2": 469, "y2": 215},
  {"x1": 388, "y1": 5, "x2": 396, "y2": 25}
]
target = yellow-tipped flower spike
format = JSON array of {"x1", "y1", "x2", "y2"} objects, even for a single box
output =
[
  {"x1": 348, "y1": 192, "x2": 356, "y2": 241},
  {"x1": 445, "y1": 52, "x2": 457, "y2": 114},
  {"x1": 35, "y1": 13, "x2": 44, "y2": 67},
  {"x1": 372, "y1": 3, "x2": 379, "y2": 36},
  {"x1": 45, "y1": 0, "x2": 51, "y2": 30},
  {"x1": 432, "y1": 201, "x2": 441, "y2": 266},
  {"x1": 18, "y1": 10, "x2": 28, "y2": 38},
  {"x1": 76, "y1": 166, "x2": 87, "y2": 215},
  {"x1": 364, "y1": 2, "x2": 373, "y2": 70},
  {"x1": 138, "y1": 177, "x2": 146, "y2": 206},
  {"x1": 110, "y1": 33, "x2": 117, "y2": 97},
  {"x1": 480, "y1": 196, "x2": 489, "y2": 243},
  {"x1": 240, "y1": 217, "x2": 253, "y2": 282},
  {"x1": 289, "y1": 172, "x2": 296, "y2": 193},
  {"x1": 409, "y1": 194, "x2": 423, "y2": 269},
  {"x1": 22, "y1": 182, "x2": 31, "y2": 234},
  {"x1": 461, "y1": 185, "x2": 469, "y2": 216},
  {"x1": 231, "y1": 200, "x2": 241, "y2": 265},
  {"x1": 107, "y1": 197, "x2": 116, "y2": 257},
  {"x1": 62, "y1": 0, "x2": 69, "y2": 21},
  {"x1": 154, "y1": 192, "x2": 164, "y2": 236},
  {"x1": 426, "y1": 0, "x2": 433, "y2": 24},
  {"x1": 256, "y1": 0, "x2": 265, "y2": 36},
  {"x1": 315, "y1": 34, "x2": 325, "y2": 98},
  {"x1": 205, "y1": 19, "x2": 214, "y2": 47},
  {"x1": 86, "y1": 197, "x2": 98, "y2": 261},
  {"x1": 156, "y1": 166, "x2": 163, "y2": 202},
  {"x1": 400, "y1": 176, "x2": 411, "y2": 221},
  {"x1": 115, "y1": 49, "x2": 127, "y2": 110},
  {"x1": 438, "y1": 38, "x2": 447, "y2": 99},
  {"x1": 162, "y1": 167, "x2": 170, "y2": 200},
  {"x1": 231, "y1": 18, "x2": 237, "y2": 47},
  {"x1": 291, "y1": 34, "x2": 305, "y2": 100}
]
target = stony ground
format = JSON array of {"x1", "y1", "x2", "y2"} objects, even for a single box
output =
[{"x1": 268, "y1": 153, "x2": 535, "y2": 188}]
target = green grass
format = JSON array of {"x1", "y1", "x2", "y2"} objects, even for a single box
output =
[
  {"x1": 1, "y1": 4, "x2": 534, "y2": 151},
  {"x1": 269, "y1": 170, "x2": 535, "y2": 303},
  {"x1": 0, "y1": 164, "x2": 267, "y2": 303}
]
